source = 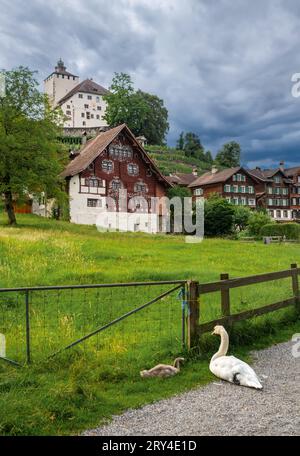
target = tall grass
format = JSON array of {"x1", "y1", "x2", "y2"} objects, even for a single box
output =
[{"x1": 0, "y1": 212, "x2": 299, "y2": 435}]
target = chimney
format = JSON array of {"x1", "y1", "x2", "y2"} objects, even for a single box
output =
[
  {"x1": 256, "y1": 166, "x2": 261, "y2": 171},
  {"x1": 279, "y1": 161, "x2": 285, "y2": 171},
  {"x1": 136, "y1": 135, "x2": 147, "y2": 148},
  {"x1": 192, "y1": 167, "x2": 198, "y2": 176},
  {"x1": 82, "y1": 131, "x2": 87, "y2": 145},
  {"x1": 211, "y1": 165, "x2": 218, "y2": 174}
]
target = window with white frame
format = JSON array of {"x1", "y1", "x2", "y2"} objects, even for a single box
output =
[
  {"x1": 224, "y1": 184, "x2": 231, "y2": 192},
  {"x1": 78, "y1": 94, "x2": 83, "y2": 98},
  {"x1": 102, "y1": 160, "x2": 113, "y2": 172},
  {"x1": 135, "y1": 182, "x2": 147, "y2": 192},
  {"x1": 283, "y1": 210, "x2": 288, "y2": 218},
  {"x1": 111, "y1": 180, "x2": 121, "y2": 190},
  {"x1": 87, "y1": 198, "x2": 101, "y2": 207},
  {"x1": 276, "y1": 210, "x2": 281, "y2": 218},
  {"x1": 241, "y1": 197, "x2": 247, "y2": 205},
  {"x1": 274, "y1": 176, "x2": 281, "y2": 183},
  {"x1": 248, "y1": 198, "x2": 256, "y2": 206},
  {"x1": 267, "y1": 187, "x2": 273, "y2": 194},
  {"x1": 241, "y1": 186, "x2": 246, "y2": 193},
  {"x1": 248, "y1": 186, "x2": 254, "y2": 194},
  {"x1": 194, "y1": 188, "x2": 203, "y2": 196},
  {"x1": 233, "y1": 185, "x2": 238, "y2": 193},
  {"x1": 127, "y1": 163, "x2": 139, "y2": 175}
]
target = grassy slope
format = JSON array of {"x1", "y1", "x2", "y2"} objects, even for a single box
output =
[
  {"x1": 145, "y1": 145, "x2": 211, "y2": 175},
  {"x1": 0, "y1": 212, "x2": 300, "y2": 435}
]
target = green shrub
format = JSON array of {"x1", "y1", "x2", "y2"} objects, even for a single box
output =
[
  {"x1": 233, "y1": 206, "x2": 252, "y2": 231},
  {"x1": 248, "y1": 211, "x2": 273, "y2": 236},
  {"x1": 204, "y1": 196, "x2": 235, "y2": 236},
  {"x1": 260, "y1": 223, "x2": 300, "y2": 240}
]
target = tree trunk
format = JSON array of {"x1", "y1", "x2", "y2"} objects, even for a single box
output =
[{"x1": 4, "y1": 190, "x2": 17, "y2": 225}]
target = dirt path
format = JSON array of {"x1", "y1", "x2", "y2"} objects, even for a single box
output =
[{"x1": 84, "y1": 340, "x2": 300, "y2": 436}]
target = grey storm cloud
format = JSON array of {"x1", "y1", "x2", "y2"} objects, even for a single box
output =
[{"x1": 1, "y1": 0, "x2": 300, "y2": 166}]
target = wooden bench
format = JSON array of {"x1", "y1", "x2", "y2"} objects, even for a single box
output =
[{"x1": 263, "y1": 236, "x2": 283, "y2": 244}]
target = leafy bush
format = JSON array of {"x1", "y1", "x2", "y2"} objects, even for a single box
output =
[
  {"x1": 260, "y1": 223, "x2": 300, "y2": 240},
  {"x1": 233, "y1": 206, "x2": 252, "y2": 231},
  {"x1": 247, "y1": 211, "x2": 273, "y2": 236},
  {"x1": 204, "y1": 196, "x2": 235, "y2": 236}
]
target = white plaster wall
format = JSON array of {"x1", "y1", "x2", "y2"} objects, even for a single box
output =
[
  {"x1": 44, "y1": 74, "x2": 79, "y2": 107},
  {"x1": 61, "y1": 92, "x2": 108, "y2": 128},
  {"x1": 69, "y1": 175, "x2": 160, "y2": 232},
  {"x1": 268, "y1": 209, "x2": 293, "y2": 221}
]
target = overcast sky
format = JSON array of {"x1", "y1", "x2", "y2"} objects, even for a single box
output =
[{"x1": 1, "y1": 0, "x2": 300, "y2": 167}]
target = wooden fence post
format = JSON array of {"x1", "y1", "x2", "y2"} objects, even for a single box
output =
[
  {"x1": 187, "y1": 281, "x2": 199, "y2": 349},
  {"x1": 220, "y1": 273, "x2": 230, "y2": 318},
  {"x1": 291, "y1": 264, "x2": 300, "y2": 312}
]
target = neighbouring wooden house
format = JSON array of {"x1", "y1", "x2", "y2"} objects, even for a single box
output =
[
  {"x1": 60, "y1": 124, "x2": 172, "y2": 233},
  {"x1": 188, "y1": 166, "x2": 258, "y2": 208},
  {"x1": 285, "y1": 166, "x2": 300, "y2": 221},
  {"x1": 249, "y1": 164, "x2": 293, "y2": 221}
]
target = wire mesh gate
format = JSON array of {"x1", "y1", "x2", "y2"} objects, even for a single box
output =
[{"x1": 0, "y1": 280, "x2": 188, "y2": 368}]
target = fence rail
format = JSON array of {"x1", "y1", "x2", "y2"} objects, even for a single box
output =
[
  {"x1": 0, "y1": 264, "x2": 299, "y2": 366},
  {"x1": 188, "y1": 263, "x2": 300, "y2": 346}
]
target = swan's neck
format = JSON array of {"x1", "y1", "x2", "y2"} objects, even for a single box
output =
[{"x1": 211, "y1": 329, "x2": 229, "y2": 362}]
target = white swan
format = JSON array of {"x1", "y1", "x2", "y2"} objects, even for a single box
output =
[
  {"x1": 209, "y1": 325, "x2": 262, "y2": 390},
  {"x1": 140, "y1": 357, "x2": 184, "y2": 378}
]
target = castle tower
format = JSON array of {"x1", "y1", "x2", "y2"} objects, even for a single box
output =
[{"x1": 44, "y1": 59, "x2": 79, "y2": 107}]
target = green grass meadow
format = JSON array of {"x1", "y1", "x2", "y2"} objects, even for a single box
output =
[{"x1": 0, "y1": 212, "x2": 300, "y2": 435}]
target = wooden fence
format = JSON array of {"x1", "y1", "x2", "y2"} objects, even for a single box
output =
[{"x1": 187, "y1": 263, "x2": 300, "y2": 348}]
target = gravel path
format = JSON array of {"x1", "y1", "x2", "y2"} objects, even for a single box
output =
[{"x1": 84, "y1": 340, "x2": 300, "y2": 436}]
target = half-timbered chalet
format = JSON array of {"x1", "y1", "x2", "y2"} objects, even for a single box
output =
[{"x1": 61, "y1": 124, "x2": 172, "y2": 232}]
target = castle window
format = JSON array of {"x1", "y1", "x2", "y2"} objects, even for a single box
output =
[
  {"x1": 82, "y1": 121, "x2": 86, "y2": 126},
  {"x1": 97, "y1": 106, "x2": 102, "y2": 111},
  {"x1": 66, "y1": 110, "x2": 71, "y2": 115},
  {"x1": 81, "y1": 113, "x2": 85, "y2": 118},
  {"x1": 96, "y1": 115, "x2": 100, "y2": 119},
  {"x1": 84, "y1": 104, "x2": 89, "y2": 109},
  {"x1": 91, "y1": 114, "x2": 94, "y2": 119},
  {"x1": 86, "y1": 112, "x2": 90, "y2": 119},
  {"x1": 96, "y1": 96, "x2": 100, "y2": 102},
  {"x1": 79, "y1": 94, "x2": 83, "y2": 98},
  {"x1": 87, "y1": 95, "x2": 92, "y2": 100},
  {"x1": 127, "y1": 163, "x2": 139, "y2": 175},
  {"x1": 102, "y1": 160, "x2": 113, "y2": 172}
]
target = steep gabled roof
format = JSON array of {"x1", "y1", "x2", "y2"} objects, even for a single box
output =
[
  {"x1": 285, "y1": 166, "x2": 300, "y2": 177},
  {"x1": 61, "y1": 124, "x2": 172, "y2": 187},
  {"x1": 57, "y1": 79, "x2": 109, "y2": 105},
  {"x1": 188, "y1": 166, "x2": 241, "y2": 188},
  {"x1": 249, "y1": 168, "x2": 293, "y2": 183},
  {"x1": 166, "y1": 173, "x2": 198, "y2": 186}
]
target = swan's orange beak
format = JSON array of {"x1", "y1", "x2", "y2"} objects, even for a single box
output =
[{"x1": 211, "y1": 329, "x2": 216, "y2": 335}]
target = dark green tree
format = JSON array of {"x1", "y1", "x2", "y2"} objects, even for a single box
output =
[
  {"x1": 183, "y1": 132, "x2": 205, "y2": 159},
  {"x1": 204, "y1": 150, "x2": 213, "y2": 164},
  {"x1": 204, "y1": 195, "x2": 235, "y2": 236},
  {"x1": 233, "y1": 206, "x2": 251, "y2": 231},
  {"x1": 103, "y1": 73, "x2": 169, "y2": 145},
  {"x1": 176, "y1": 132, "x2": 184, "y2": 150},
  {"x1": 0, "y1": 66, "x2": 67, "y2": 225},
  {"x1": 215, "y1": 141, "x2": 241, "y2": 168}
]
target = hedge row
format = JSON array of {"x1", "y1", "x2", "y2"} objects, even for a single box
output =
[{"x1": 260, "y1": 223, "x2": 300, "y2": 240}]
